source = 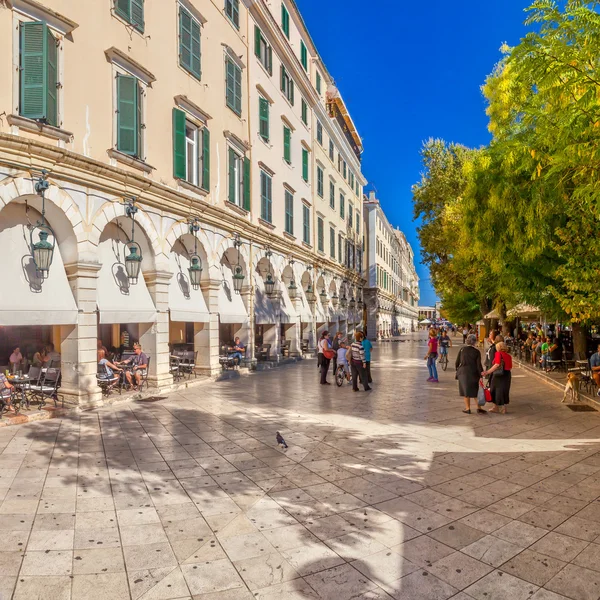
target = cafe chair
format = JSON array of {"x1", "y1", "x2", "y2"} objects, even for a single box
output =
[{"x1": 29, "y1": 368, "x2": 62, "y2": 409}]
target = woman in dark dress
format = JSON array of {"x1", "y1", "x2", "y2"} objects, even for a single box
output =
[
  {"x1": 456, "y1": 333, "x2": 485, "y2": 414},
  {"x1": 483, "y1": 341, "x2": 513, "y2": 414}
]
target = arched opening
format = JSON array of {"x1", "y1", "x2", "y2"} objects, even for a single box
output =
[
  {"x1": 299, "y1": 270, "x2": 314, "y2": 349},
  {"x1": 315, "y1": 275, "x2": 328, "y2": 339},
  {"x1": 280, "y1": 264, "x2": 299, "y2": 356},
  {"x1": 254, "y1": 255, "x2": 278, "y2": 358}
]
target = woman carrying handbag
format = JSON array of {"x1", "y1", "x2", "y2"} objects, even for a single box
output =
[
  {"x1": 483, "y1": 341, "x2": 513, "y2": 414},
  {"x1": 318, "y1": 331, "x2": 335, "y2": 385},
  {"x1": 456, "y1": 334, "x2": 485, "y2": 414}
]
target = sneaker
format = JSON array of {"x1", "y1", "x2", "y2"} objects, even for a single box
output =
[
  {"x1": 426, "y1": 377, "x2": 433, "y2": 382},
  {"x1": 431, "y1": 379, "x2": 439, "y2": 383}
]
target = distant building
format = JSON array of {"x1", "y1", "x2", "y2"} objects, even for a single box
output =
[{"x1": 418, "y1": 303, "x2": 441, "y2": 322}]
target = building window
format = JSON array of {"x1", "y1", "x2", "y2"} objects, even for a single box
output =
[
  {"x1": 225, "y1": 0, "x2": 239, "y2": 28},
  {"x1": 19, "y1": 21, "x2": 58, "y2": 127},
  {"x1": 343, "y1": 160, "x2": 347, "y2": 179},
  {"x1": 339, "y1": 193, "x2": 345, "y2": 219},
  {"x1": 285, "y1": 190, "x2": 294, "y2": 235},
  {"x1": 280, "y1": 66, "x2": 294, "y2": 105},
  {"x1": 260, "y1": 170, "x2": 272, "y2": 222},
  {"x1": 329, "y1": 140, "x2": 334, "y2": 161},
  {"x1": 300, "y1": 40, "x2": 308, "y2": 70},
  {"x1": 172, "y1": 108, "x2": 210, "y2": 190},
  {"x1": 254, "y1": 26, "x2": 273, "y2": 74},
  {"x1": 302, "y1": 148, "x2": 309, "y2": 182},
  {"x1": 316, "y1": 71, "x2": 321, "y2": 94},
  {"x1": 316, "y1": 120, "x2": 323, "y2": 145},
  {"x1": 317, "y1": 166, "x2": 324, "y2": 197},
  {"x1": 303, "y1": 204, "x2": 310, "y2": 244},
  {"x1": 281, "y1": 2, "x2": 290, "y2": 37},
  {"x1": 301, "y1": 98, "x2": 308, "y2": 125},
  {"x1": 228, "y1": 147, "x2": 249, "y2": 209},
  {"x1": 338, "y1": 233, "x2": 343, "y2": 263},
  {"x1": 283, "y1": 125, "x2": 291, "y2": 163},
  {"x1": 179, "y1": 5, "x2": 201, "y2": 79},
  {"x1": 116, "y1": 74, "x2": 143, "y2": 157},
  {"x1": 349, "y1": 202, "x2": 353, "y2": 228},
  {"x1": 355, "y1": 210, "x2": 360, "y2": 233},
  {"x1": 317, "y1": 217, "x2": 324, "y2": 253},
  {"x1": 330, "y1": 227, "x2": 335, "y2": 259},
  {"x1": 225, "y1": 58, "x2": 242, "y2": 115},
  {"x1": 337, "y1": 153, "x2": 342, "y2": 172},
  {"x1": 115, "y1": 0, "x2": 144, "y2": 32},
  {"x1": 329, "y1": 181, "x2": 335, "y2": 209},
  {"x1": 350, "y1": 171, "x2": 355, "y2": 188},
  {"x1": 259, "y1": 96, "x2": 269, "y2": 142}
]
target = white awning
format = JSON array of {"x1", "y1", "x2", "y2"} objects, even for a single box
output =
[
  {"x1": 168, "y1": 251, "x2": 210, "y2": 323},
  {"x1": 280, "y1": 284, "x2": 297, "y2": 324},
  {"x1": 298, "y1": 293, "x2": 312, "y2": 323},
  {"x1": 97, "y1": 236, "x2": 156, "y2": 324},
  {"x1": 217, "y1": 265, "x2": 248, "y2": 324},
  {"x1": 0, "y1": 216, "x2": 78, "y2": 326},
  {"x1": 254, "y1": 274, "x2": 276, "y2": 325},
  {"x1": 315, "y1": 303, "x2": 327, "y2": 324}
]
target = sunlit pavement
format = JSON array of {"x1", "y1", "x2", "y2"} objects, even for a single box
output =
[{"x1": 1, "y1": 335, "x2": 600, "y2": 600}]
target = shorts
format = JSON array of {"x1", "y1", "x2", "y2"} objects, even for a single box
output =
[{"x1": 440, "y1": 347, "x2": 448, "y2": 355}]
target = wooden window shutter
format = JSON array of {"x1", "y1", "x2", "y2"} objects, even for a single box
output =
[
  {"x1": 191, "y1": 16, "x2": 201, "y2": 79},
  {"x1": 226, "y1": 60, "x2": 235, "y2": 110},
  {"x1": 302, "y1": 148, "x2": 308, "y2": 182},
  {"x1": 254, "y1": 26, "x2": 261, "y2": 57},
  {"x1": 280, "y1": 65, "x2": 285, "y2": 93},
  {"x1": 234, "y1": 63, "x2": 242, "y2": 114},
  {"x1": 259, "y1": 97, "x2": 269, "y2": 141},
  {"x1": 301, "y1": 41, "x2": 307, "y2": 70},
  {"x1": 131, "y1": 0, "x2": 145, "y2": 32},
  {"x1": 20, "y1": 22, "x2": 46, "y2": 121},
  {"x1": 172, "y1": 107, "x2": 186, "y2": 179},
  {"x1": 289, "y1": 79, "x2": 294, "y2": 105},
  {"x1": 45, "y1": 26, "x2": 58, "y2": 126},
  {"x1": 201, "y1": 127, "x2": 210, "y2": 191},
  {"x1": 283, "y1": 126, "x2": 291, "y2": 163},
  {"x1": 243, "y1": 157, "x2": 251, "y2": 210},
  {"x1": 228, "y1": 148, "x2": 236, "y2": 202},
  {"x1": 115, "y1": 0, "x2": 129, "y2": 21},
  {"x1": 117, "y1": 74, "x2": 138, "y2": 156},
  {"x1": 267, "y1": 46, "x2": 273, "y2": 75},
  {"x1": 136, "y1": 80, "x2": 142, "y2": 158},
  {"x1": 179, "y1": 7, "x2": 192, "y2": 72}
]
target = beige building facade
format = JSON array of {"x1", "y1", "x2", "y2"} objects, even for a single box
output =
[
  {"x1": 363, "y1": 191, "x2": 419, "y2": 339},
  {"x1": 0, "y1": 0, "x2": 366, "y2": 407}
]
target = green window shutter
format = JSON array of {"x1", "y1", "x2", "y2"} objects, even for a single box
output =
[
  {"x1": 316, "y1": 71, "x2": 321, "y2": 94},
  {"x1": 281, "y1": 3, "x2": 289, "y2": 37},
  {"x1": 131, "y1": 0, "x2": 145, "y2": 32},
  {"x1": 318, "y1": 218, "x2": 323, "y2": 252},
  {"x1": 172, "y1": 107, "x2": 186, "y2": 179},
  {"x1": 289, "y1": 79, "x2": 294, "y2": 105},
  {"x1": 280, "y1": 65, "x2": 285, "y2": 93},
  {"x1": 267, "y1": 46, "x2": 273, "y2": 75},
  {"x1": 301, "y1": 99, "x2": 307, "y2": 124},
  {"x1": 117, "y1": 74, "x2": 138, "y2": 156},
  {"x1": 259, "y1": 97, "x2": 269, "y2": 141},
  {"x1": 243, "y1": 157, "x2": 251, "y2": 210},
  {"x1": 136, "y1": 81, "x2": 142, "y2": 158},
  {"x1": 190, "y1": 17, "x2": 201, "y2": 78},
  {"x1": 115, "y1": 0, "x2": 129, "y2": 21},
  {"x1": 283, "y1": 126, "x2": 291, "y2": 163},
  {"x1": 254, "y1": 25, "x2": 261, "y2": 57},
  {"x1": 179, "y1": 8, "x2": 192, "y2": 73},
  {"x1": 46, "y1": 26, "x2": 57, "y2": 126},
  {"x1": 226, "y1": 60, "x2": 235, "y2": 110},
  {"x1": 317, "y1": 166, "x2": 323, "y2": 197},
  {"x1": 302, "y1": 148, "x2": 308, "y2": 182},
  {"x1": 20, "y1": 22, "x2": 46, "y2": 121},
  {"x1": 234, "y1": 62, "x2": 242, "y2": 115},
  {"x1": 300, "y1": 41, "x2": 307, "y2": 70},
  {"x1": 201, "y1": 127, "x2": 210, "y2": 191},
  {"x1": 228, "y1": 147, "x2": 236, "y2": 203}
]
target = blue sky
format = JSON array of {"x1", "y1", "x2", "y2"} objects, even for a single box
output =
[{"x1": 296, "y1": 0, "x2": 530, "y2": 305}]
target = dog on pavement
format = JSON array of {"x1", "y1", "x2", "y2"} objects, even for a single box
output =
[{"x1": 563, "y1": 372, "x2": 580, "y2": 403}]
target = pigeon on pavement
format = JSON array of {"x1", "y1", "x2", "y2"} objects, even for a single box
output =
[{"x1": 276, "y1": 431, "x2": 288, "y2": 449}]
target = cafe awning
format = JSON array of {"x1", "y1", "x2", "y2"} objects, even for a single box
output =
[
  {"x1": 0, "y1": 219, "x2": 78, "y2": 326},
  {"x1": 168, "y1": 252, "x2": 210, "y2": 323},
  {"x1": 217, "y1": 266, "x2": 248, "y2": 324},
  {"x1": 280, "y1": 286, "x2": 297, "y2": 324},
  {"x1": 254, "y1": 274, "x2": 276, "y2": 325},
  {"x1": 97, "y1": 238, "x2": 156, "y2": 324},
  {"x1": 298, "y1": 294, "x2": 312, "y2": 323}
]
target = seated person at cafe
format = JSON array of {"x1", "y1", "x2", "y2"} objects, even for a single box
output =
[
  {"x1": 42, "y1": 343, "x2": 61, "y2": 368},
  {"x1": 97, "y1": 339, "x2": 108, "y2": 361},
  {"x1": 229, "y1": 337, "x2": 246, "y2": 365},
  {"x1": 591, "y1": 344, "x2": 600, "y2": 397},
  {"x1": 32, "y1": 346, "x2": 46, "y2": 368},
  {"x1": 9, "y1": 347, "x2": 22, "y2": 372},
  {"x1": 97, "y1": 349, "x2": 121, "y2": 389},
  {"x1": 119, "y1": 343, "x2": 148, "y2": 390},
  {"x1": 0, "y1": 372, "x2": 15, "y2": 412}
]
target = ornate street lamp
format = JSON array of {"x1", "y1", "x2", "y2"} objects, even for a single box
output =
[
  {"x1": 305, "y1": 283, "x2": 316, "y2": 305},
  {"x1": 232, "y1": 233, "x2": 244, "y2": 294},
  {"x1": 263, "y1": 246, "x2": 276, "y2": 296},
  {"x1": 331, "y1": 291, "x2": 339, "y2": 306},
  {"x1": 287, "y1": 278, "x2": 297, "y2": 299},
  {"x1": 320, "y1": 287, "x2": 329, "y2": 306},
  {"x1": 349, "y1": 296, "x2": 356, "y2": 311},
  {"x1": 188, "y1": 219, "x2": 203, "y2": 291},
  {"x1": 31, "y1": 170, "x2": 56, "y2": 279},
  {"x1": 124, "y1": 198, "x2": 143, "y2": 285},
  {"x1": 340, "y1": 293, "x2": 348, "y2": 308}
]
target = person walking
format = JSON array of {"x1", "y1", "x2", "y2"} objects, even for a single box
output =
[
  {"x1": 350, "y1": 331, "x2": 371, "y2": 392},
  {"x1": 332, "y1": 332, "x2": 343, "y2": 374},
  {"x1": 318, "y1": 331, "x2": 333, "y2": 385},
  {"x1": 483, "y1": 341, "x2": 513, "y2": 414},
  {"x1": 456, "y1": 334, "x2": 485, "y2": 414},
  {"x1": 426, "y1": 328, "x2": 439, "y2": 382},
  {"x1": 362, "y1": 335, "x2": 373, "y2": 384},
  {"x1": 462, "y1": 327, "x2": 468, "y2": 344}
]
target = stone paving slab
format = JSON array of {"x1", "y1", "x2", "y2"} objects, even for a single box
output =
[{"x1": 1, "y1": 334, "x2": 600, "y2": 599}]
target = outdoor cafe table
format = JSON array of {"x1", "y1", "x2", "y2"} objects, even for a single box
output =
[{"x1": 7, "y1": 375, "x2": 30, "y2": 409}]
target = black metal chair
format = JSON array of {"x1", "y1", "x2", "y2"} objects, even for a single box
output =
[
  {"x1": 30, "y1": 368, "x2": 61, "y2": 409},
  {"x1": 301, "y1": 339, "x2": 309, "y2": 355},
  {"x1": 96, "y1": 363, "x2": 120, "y2": 396},
  {"x1": 257, "y1": 344, "x2": 271, "y2": 361},
  {"x1": 281, "y1": 340, "x2": 291, "y2": 357},
  {"x1": 178, "y1": 350, "x2": 197, "y2": 378},
  {"x1": 170, "y1": 355, "x2": 182, "y2": 381}
]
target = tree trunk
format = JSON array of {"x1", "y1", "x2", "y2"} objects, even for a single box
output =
[{"x1": 572, "y1": 323, "x2": 587, "y2": 361}]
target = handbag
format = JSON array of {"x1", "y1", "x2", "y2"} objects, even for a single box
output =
[
  {"x1": 495, "y1": 352, "x2": 505, "y2": 377},
  {"x1": 323, "y1": 348, "x2": 335, "y2": 360},
  {"x1": 477, "y1": 379, "x2": 486, "y2": 407}
]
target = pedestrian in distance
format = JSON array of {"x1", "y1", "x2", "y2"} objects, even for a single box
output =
[
  {"x1": 425, "y1": 328, "x2": 439, "y2": 383},
  {"x1": 318, "y1": 331, "x2": 334, "y2": 385},
  {"x1": 439, "y1": 330, "x2": 452, "y2": 363},
  {"x1": 456, "y1": 334, "x2": 485, "y2": 414},
  {"x1": 362, "y1": 335, "x2": 373, "y2": 384},
  {"x1": 483, "y1": 341, "x2": 513, "y2": 414},
  {"x1": 332, "y1": 331, "x2": 343, "y2": 374},
  {"x1": 350, "y1": 331, "x2": 371, "y2": 392},
  {"x1": 462, "y1": 326, "x2": 468, "y2": 344}
]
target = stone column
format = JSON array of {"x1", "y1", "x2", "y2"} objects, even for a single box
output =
[
  {"x1": 196, "y1": 279, "x2": 221, "y2": 376},
  {"x1": 240, "y1": 284, "x2": 254, "y2": 361},
  {"x1": 141, "y1": 270, "x2": 173, "y2": 389},
  {"x1": 62, "y1": 262, "x2": 103, "y2": 408}
]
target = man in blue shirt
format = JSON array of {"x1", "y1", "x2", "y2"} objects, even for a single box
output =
[
  {"x1": 591, "y1": 344, "x2": 600, "y2": 396},
  {"x1": 229, "y1": 337, "x2": 246, "y2": 366},
  {"x1": 362, "y1": 336, "x2": 373, "y2": 384}
]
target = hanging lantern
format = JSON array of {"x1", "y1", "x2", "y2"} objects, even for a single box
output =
[
  {"x1": 306, "y1": 284, "x2": 316, "y2": 304},
  {"x1": 320, "y1": 287, "x2": 329, "y2": 305},
  {"x1": 288, "y1": 278, "x2": 297, "y2": 299},
  {"x1": 232, "y1": 264, "x2": 244, "y2": 294},
  {"x1": 331, "y1": 291, "x2": 339, "y2": 306},
  {"x1": 265, "y1": 272, "x2": 276, "y2": 296},
  {"x1": 340, "y1": 294, "x2": 347, "y2": 308},
  {"x1": 188, "y1": 255, "x2": 203, "y2": 290},
  {"x1": 31, "y1": 171, "x2": 56, "y2": 278},
  {"x1": 349, "y1": 296, "x2": 356, "y2": 311},
  {"x1": 124, "y1": 241, "x2": 143, "y2": 284},
  {"x1": 357, "y1": 298, "x2": 364, "y2": 311}
]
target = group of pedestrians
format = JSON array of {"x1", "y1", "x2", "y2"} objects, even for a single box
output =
[{"x1": 317, "y1": 330, "x2": 373, "y2": 392}]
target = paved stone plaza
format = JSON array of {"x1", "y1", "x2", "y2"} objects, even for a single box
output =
[{"x1": 1, "y1": 337, "x2": 600, "y2": 599}]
